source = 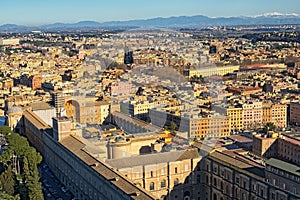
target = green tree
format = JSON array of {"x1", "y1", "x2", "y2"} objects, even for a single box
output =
[
  {"x1": 263, "y1": 122, "x2": 276, "y2": 133},
  {"x1": 169, "y1": 121, "x2": 177, "y2": 135},
  {"x1": 0, "y1": 166, "x2": 15, "y2": 195},
  {"x1": 0, "y1": 131, "x2": 43, "y2": 200},
  {"x1": 6, "y1": 133, "x2": 30, "y2": 156},
  {"x1": 0, "y1": 191, "x2": 20, "y2": 200},
  {"x1": 0, "y1": 126, "x2": 12, "y2": 137},
  {"x1": 25, "y1": 164, "x2": 43, "y2": 200}
]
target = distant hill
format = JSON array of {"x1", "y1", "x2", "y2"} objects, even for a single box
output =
[{"x1": 1, "y1": 13, "x2": 300, "y2": 32}]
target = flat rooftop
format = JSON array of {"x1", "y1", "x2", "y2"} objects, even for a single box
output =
[
  {"x1": 106, "y1": 148, "x2": 200, "y2": 169},
  {"x1": 266, "y1": 158, "x2": 300, "y2": 177},
  {"x1": 210, "y1": 150, "x2": 265, "y2": 179}
]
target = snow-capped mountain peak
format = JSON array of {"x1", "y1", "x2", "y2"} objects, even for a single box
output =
[{"x1": 254, "y1": 12, "x2": 300, "y2": 18}]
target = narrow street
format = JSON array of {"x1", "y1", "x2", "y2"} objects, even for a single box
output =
[{"x1": 39, "y1": 163, "x2": 74, "y2": 200}]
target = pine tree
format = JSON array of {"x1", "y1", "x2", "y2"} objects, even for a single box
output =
[{"x1": 0, "y1": 166, "x2": 15, "y2": 195}]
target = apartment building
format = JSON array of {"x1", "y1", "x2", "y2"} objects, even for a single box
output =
[
  {"x1": 277, "y1": 134, "x2": 300, "y2": 166},
  {"x1": 215, "y1": 101, "x2": 287, "y2": 132},
  {"x1": 242, "y1": 101, "x2": 263, "y2": 130},
  {"x1": 214, "y1": 105, "x2": 244, "y2": 132},
  {"x1": 290, "y1": 101, "x2": 300, "y2": 125},
  {"x1": 262, "y1": 102, "x2": 287, "y2": 128},
  {"x1": 149, "y1": 108, "x2": 231, "y2": 139}
]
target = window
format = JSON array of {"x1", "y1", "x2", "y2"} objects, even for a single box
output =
[
  {"x1": 213, "y1": 178, "x2": 217, "y2": 187},
  {"x1": 242, "y1": 193, "x2": 246, "y2": 200},
  {"x1": 136, "y1": 172, "x2": 140, "y2": 178},
  {"x1": 184, "y1": 191, "x2": 191, "y2": 200},
  {"x1": 213, "y1": 167, "x2": 217, "y2": 173},
  {"x1": 252, "y1": 184, "x2": 256, "y2": 191},
  {"x1": 161, "y1": 180, "x2": 166, "y2": 188},
  {"x1": 150, "y1": 171, "x2": 153, "y2": 177},
  {"x1": 197, "y1": 175, "x2": 201, "y2": 184},
  {"x1": 271, "y1": 193, "x2": 275, "y2": 200},
  {"x1": 161, "y1": 168, "x2": 165, "y2": 175},
  {"x1": 292, "y1": 187, "x2": 297, "y2": 194},
  {"x1": 175, "y1": 167, "x2": 178, "y2": 173},
  {"x1": 225, "y1": 185, "x2": 229, "y2": 194},
  {"x1": 260, "y1": 189, "x2": 264, "y2": 197},
  {"x1": 213, "y1": 193, "x2": 217, "y2": 200},
  {"x1": 150, "y1": 182, "x2": 155, "y2": 191},
  {"x1": 185, "y1": 164, "x2": 189, "y2": 171}
]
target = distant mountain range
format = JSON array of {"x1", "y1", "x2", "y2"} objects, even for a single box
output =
[{"x1": 1, "y1": 12, "x2": 300, "y2": 32}]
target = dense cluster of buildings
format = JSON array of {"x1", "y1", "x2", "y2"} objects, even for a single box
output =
[{"x1": 1, "y1": 28, "x2": 300, "y2": 199}]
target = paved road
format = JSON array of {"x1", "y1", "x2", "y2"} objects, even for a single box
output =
[{"x1": 39, "y1": 163, "x2": 74, "y2": 200}]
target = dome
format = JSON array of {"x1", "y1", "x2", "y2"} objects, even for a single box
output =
[{"x1": 7, "y1": 105, "x2": 23, "y2": 114}]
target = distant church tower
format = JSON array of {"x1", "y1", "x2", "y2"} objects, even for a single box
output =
[{"x1": 124, "y1": 45, "x2": 134, "y2": 65}]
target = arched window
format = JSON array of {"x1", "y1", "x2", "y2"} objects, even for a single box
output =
[
  {"x1": 174, "y1": 178, "x2": 179, "y2": 185},
  {"x1": 242, "y1": 193, "x2": 246, "y2": 200},
  {"x1": 161, "y1": 179, "x2": 166, "y2": 188},
  {"x1": 213, "y1": 193, "x2": 217, "y2": 200},
  {"x1": 184, "y1": 191, "x2": 190, "y2": 196},
  {"x1": 150, "y1": 182, "x2": 155, "y2": 191},
  {"x1": 184, "y1": 191, "x2": 190, "y2": 200}
]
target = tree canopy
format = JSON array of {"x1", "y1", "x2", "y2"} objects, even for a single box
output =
[{"x1": 0, "y1": 126, "x2": 43, "y2": 200}]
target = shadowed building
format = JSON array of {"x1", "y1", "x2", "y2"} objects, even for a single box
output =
[
  {"x1": 22, "y1": 110, "x2": 157, "y2": 200},
  {"x1": 106, "y1": 149, "x2": 201, "y2": 200}
]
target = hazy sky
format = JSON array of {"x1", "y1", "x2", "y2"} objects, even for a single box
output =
[{"x1": 1, "y1": 0, "x2": 300, "y2": 25}]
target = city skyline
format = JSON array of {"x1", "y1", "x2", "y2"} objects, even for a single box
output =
[{"x1": 1, "y1": 0, "x2": 300, "y2": 25}]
